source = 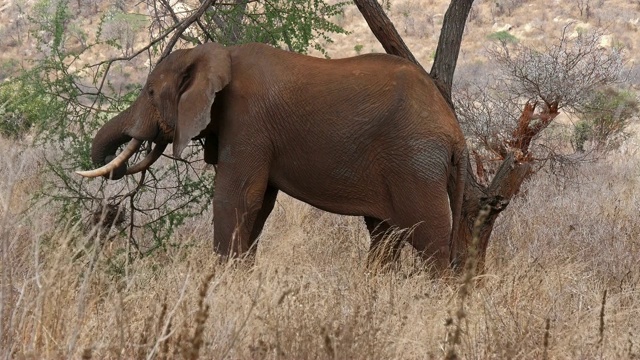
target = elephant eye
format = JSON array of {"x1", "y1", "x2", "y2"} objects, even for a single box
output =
[{"x1": 148, "y1": 88, "x2": 155, "y2": 97}]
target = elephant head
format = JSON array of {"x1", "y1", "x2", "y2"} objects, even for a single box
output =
[{"x1": 77, "y1": 42, "x2": 232, "y2": 179}]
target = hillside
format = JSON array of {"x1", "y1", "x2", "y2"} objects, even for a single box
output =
[{"x1": 1, "y1": 0, "x2": 639, "y2": 84}]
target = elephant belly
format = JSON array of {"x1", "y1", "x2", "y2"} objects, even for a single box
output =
[
  {"x1": 268, "y1": 134, "x2": 451, "y2": 220},
  {"x1": 270, "y1": 163, "x2": 390, "y2": 219}
]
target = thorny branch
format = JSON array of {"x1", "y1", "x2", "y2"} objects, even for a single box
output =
[{"x1": 506, "y1": 101, "x2": 559, "y2": 162}]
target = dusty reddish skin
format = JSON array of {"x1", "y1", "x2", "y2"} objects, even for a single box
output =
[{"x1": 87, "y1": 42, "x2": 467, "y2": 271}]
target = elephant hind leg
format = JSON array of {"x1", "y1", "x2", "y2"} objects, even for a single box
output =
[
  {"x1": 384, "y1": 177, "x2": 453, "y2": 274},
  {"x1": 405, "y1": 198, "x2": 453, "y2": 274},
  {"x1": 365, "y1": 217, "x2": 403, "y2": 271}
]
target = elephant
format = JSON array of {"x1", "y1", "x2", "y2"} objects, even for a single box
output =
[{"x1": 77, "y1": 42, "x2": 467, "y2": 272}]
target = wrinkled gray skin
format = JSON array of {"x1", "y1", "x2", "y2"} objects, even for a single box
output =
[{"x1": 84, "y1": 42, "x2": 467, "y2": 271}]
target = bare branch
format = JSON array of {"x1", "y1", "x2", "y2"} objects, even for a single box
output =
[
  {"x1": 487, "y1": 25, "x2": 625, "y2": 111},
  {"x1": 159, "y1": 0, "x2": 217, "y2": 61},
  {"x1": 352, "y1": 0, "x2": 420, "y2": 68},
  {"x1": 507, "y1": 101, "x2": 559, "y2": 161}
]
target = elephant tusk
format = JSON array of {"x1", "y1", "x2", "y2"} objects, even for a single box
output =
[
  {"x1": 75, "y1": 138, "x2": 143, "y2": 178},
  {"x1": 126, "y1": 142, "x2": 168, "y2": 175}
]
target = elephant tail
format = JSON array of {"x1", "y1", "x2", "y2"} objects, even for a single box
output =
[{"x1": 448, "y1": 146, "x2": 467, "y2": 270}]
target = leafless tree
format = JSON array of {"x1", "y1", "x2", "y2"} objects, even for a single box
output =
[
  {"x1": 456, "y1": 26, "x2": 625, "y2": 181},
  {"x1": 487, "y1": 27, "x2": 624, "y2": 112}
]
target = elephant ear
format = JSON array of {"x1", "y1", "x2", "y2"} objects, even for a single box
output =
[{"x1": 173, "y1": 43, "x2": 231, "y2": 158}]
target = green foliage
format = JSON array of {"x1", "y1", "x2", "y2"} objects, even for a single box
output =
[
  {"x1": 205, "y1": 0, "x2": 349, "y2": 55},
  {"x1": 487, "y1": 30, "x2": 518, "y2": 44},
  {"x1": 0, "y1": 79, "x2": 50, "y2": 139},
  {"x1": 381, "y1": 0, "x2": 392, "y2": 12},
  {"x1": 354, "y1": 44, "x2": 364, "y2": 55},
  {"x1": 5, "y1": 0, "x2": 347, "y2": 258},
  {"x1": 572, "y1": 121, "x2": 591, "y2": 152},
  {"x1": 574, "y1": 87, "x2": 639, "y2": 152}
]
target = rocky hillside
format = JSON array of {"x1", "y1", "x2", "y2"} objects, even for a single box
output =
[{"x1": 1, "y1": 0, "x2": 639, "y2": 85}]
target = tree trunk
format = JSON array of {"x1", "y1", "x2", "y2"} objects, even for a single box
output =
[
  {"x1": 354, "y1": 0, "x2": 530, "y2": 273},
  {"x1": 430, "y1": 0, "x2": 474, "y2": 104},
  {"x1": 353, "y1": 0, "x2": 420, "y2": 69}
]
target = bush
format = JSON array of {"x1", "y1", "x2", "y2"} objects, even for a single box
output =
[
  {"x1": 487, "y1": 30, "x2": 518, "y2": 44},
  {"x1": 0, "y1": 92, "x2": 33, "y2": 139},
  {"x1": 574, "y1": 87, "x2": 639, "y2": 152},
  {"x1": 0, "y1": 77, "x2": 62, "y2": 139}
]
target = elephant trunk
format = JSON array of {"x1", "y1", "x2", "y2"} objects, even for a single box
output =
[
  {"x1": 77, "y1": 106, "x2": 169, "y2": 180},
  {"x1": 125, "y1": 142, "x2": 168, "y2": 175},
  {"x1": 87, "y1": 109, "x2": 135, "y2": 180}
]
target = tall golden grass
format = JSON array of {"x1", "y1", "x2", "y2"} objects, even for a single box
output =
[{"x1": 1, "y1": 135, "x2": 639, "y2": 359}]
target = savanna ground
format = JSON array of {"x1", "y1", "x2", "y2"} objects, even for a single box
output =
[
  {"x1": 2, "y1": 0, "x2": 640, "y2": 358},
  {"x1": 2, "y1": 133, "x2": 640, "y2": 359}
]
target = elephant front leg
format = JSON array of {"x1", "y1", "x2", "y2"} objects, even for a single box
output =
[
  {"x1": 212, "y1": 170, "x2": 270, "y2": 258},
  {"x1": 246, "y1": 186, "x2": 279, "y2": 258}
]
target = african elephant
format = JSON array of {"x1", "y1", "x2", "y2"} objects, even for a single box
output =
[{"x1": 77, "y1": 42, "x2": 467, "y2": 271}]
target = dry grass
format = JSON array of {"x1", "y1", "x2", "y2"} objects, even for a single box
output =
[{"x1": 1, "y1": 133, "x2": 640, "y2": 359}]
